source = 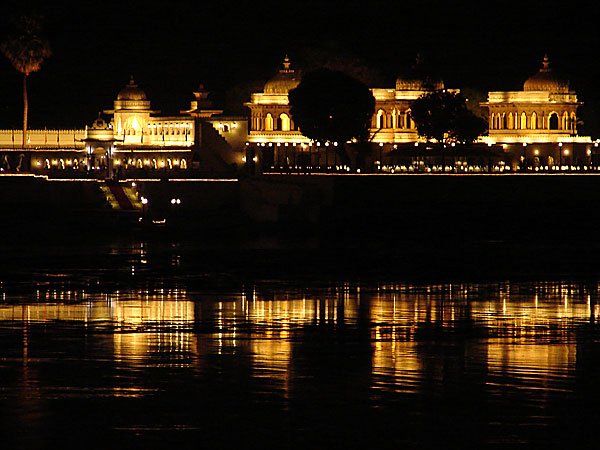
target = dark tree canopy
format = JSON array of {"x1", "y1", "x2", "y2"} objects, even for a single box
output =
[
  {"x1": 288, "y1": 68, "x2": 375, "y2": 144},
  {"x1": 1, "y1": 14, "x2": 51, "y2": 76},
  {"x1": 411, "y1": 90, "x2": 488, "y2": 144}
]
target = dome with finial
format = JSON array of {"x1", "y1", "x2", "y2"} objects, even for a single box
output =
[
  {"x1": 523, "y1": 55, "x2": 569, "y2": 92},
  {"x1": 117, "y1": 76, "x2": 147, "y2": 101},
  {"x1": 396, "y1": 54, "x2": 444, "y2": 91},
  {"x1": 264, "y1": 56, "x2": 300, "y2": 94}
]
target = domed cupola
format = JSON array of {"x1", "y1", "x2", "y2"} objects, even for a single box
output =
[
  {"x1": 113, "y1": 76, "x2": 152, "y2": 111},
  {"x1": 117, "y1": 76, "x2": 147, "y2": 100},
  {"x1": 396, "y1": 55, "x2": 444, "y2": 91},
  {"x1": 264, "y1": 56, "x2": 300, "y2": 94},
  {"x1": 523, "y1": 55, "x2": 569, "y2": 93}
]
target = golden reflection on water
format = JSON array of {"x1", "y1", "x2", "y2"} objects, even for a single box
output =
[{"x1": 0, "y1": 281, "x2": 598, "y2": 396}]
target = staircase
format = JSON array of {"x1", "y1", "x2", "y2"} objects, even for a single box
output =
[
  {"x1": 99, "y1": 182, "x2": 142, "y2": 211},
  {"x1": 199, "y1": 122, "x2": 239, "y2": 172}
]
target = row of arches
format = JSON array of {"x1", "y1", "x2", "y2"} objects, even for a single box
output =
[
  {"x1": 124, "y1": 158, "x2": 187, "y2": 169},
  {"x1": 374, "y1": 109, "x2": 415, "y2": 130},
  {"x1": 116, "y1": 118, "x2": 193, "y2": 137},
  {"x1": 251, "y1": 108, "x2": 417, "y2": 132},
  {"x1": 490, "y1": 111, "x2": 577, "y2": 131},
  {"x1": 35, "y1": 158, "x2": 188, "y2": 170},
  {"x1": 147, "y1": 123, "x2": 192, "y2": 136},
  {"x1": 252, "y1": 113, "x2": 295, "y2": 132}
]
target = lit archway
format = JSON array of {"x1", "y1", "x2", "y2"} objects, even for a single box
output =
[
  {"x1": 279, "y1": 113, "x2": 291, "y2": 131},
  {"x1": 549, "y1": 112, "x2": 559, "y2": 130},
  {"x1": 376, "y1": 109, "x2": 386, "y2": 129},
  {"x1": 265, "y1": 113, "x2": 274, "y2": 131}
]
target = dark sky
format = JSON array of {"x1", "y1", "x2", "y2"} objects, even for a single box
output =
[{"x1": 1, "y1": 0, "x2": 599, "y2": 130}]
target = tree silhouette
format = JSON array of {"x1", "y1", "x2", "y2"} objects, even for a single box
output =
[
  {"x1": 411, "y1": 91, "x2": 487, "y2": 144},
  {"x1": 1, "y1": 15, "x2": 51, "y2": 147},
  {"x1": 288, "y1": 68, "x2": 375, "y2": 145}
]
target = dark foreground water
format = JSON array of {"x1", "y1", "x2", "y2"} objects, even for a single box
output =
[{"x1": 2, "y1": 237, "x2": 600, "y2": 449}]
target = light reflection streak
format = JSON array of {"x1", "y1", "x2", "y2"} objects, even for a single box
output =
[{"x1": 0, "y1": 280, "x2": 597, "y2": 401}]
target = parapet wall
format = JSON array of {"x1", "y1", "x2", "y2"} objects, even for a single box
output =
[{"x1": 0, "y1": 129, "x2": 86, "y2": 148}]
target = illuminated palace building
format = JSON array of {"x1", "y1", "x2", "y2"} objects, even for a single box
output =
[
  {"x1": 246, "y1": 56, "x2": 595, "y2": 172},
  {"x1": 0, "y1": 78, "x2": 246, "y2": 177},
  {"x1": 0, "y1": 56, "x2": 596, "y2": 177},
  {"x1": 483, "y1": 55, "x2": 592, "y2": 168}
]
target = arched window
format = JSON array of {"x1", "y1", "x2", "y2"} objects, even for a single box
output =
[
  {"x1": 531, "y1": 112, "x2": 537, "y2": 130},
  {"x1": 405, "y1": 111, "x2": 412, "y2": 129},
  {"x1": 279, "y1": 113, "x2": 291, "y2": 131},
  {"x1": 549, "y1": 112, "x2": 559, "y2": 130},
  {"x1": 180, "y1": 159, "x2": 187, "y2": 169},
  {"x1": 376, "y1": 109, "x2": 386, "y2": 129},
  {"x1": 508, "y1": 112, "x2": 514, "y2": 129},
  {"x1": 265, "y1": 113, "x2": 274, "y2": 131},
  {"x1": 502, "y1": 113, "x2": 507, "y2": 129},
  {"x1": 521, "y1": 112, "x2": 527, "y2": 129},
  {"x1": 490, "y1": 113, "x2": 495, "y2": 130},
  {"x1": 570, "y1": 112, "x2": 577, "y2": 134},
  {"x1": 137, "y1": 159, "x2": 143, "y2": 168}
]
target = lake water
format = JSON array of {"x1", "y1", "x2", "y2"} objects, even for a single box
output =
[{"x1": 2, "y1": 237, "x2": 600, "y2": 449}]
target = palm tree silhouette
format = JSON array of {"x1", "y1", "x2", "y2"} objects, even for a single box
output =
[{"x1": 1, "y1": 15, "x2": 51, "y2": 147}]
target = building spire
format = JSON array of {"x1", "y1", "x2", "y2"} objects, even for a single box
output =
[
  {"x1": 279, "y1": 55, "x2": 294, "y2": 75},
  {"x1": 541, "y1": 54, "x2": 550, "y2": 72}
]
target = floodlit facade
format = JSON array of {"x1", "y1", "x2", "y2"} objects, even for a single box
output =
[
  {"x1": 245, "y1": 55, "x2": 596, "y2": 173},
  {"x1": 0, "y1": 56, "x2": 597, "y2": 177},
  {"x1": 245, "y1": 56, "x2": 448, "y2": 146},
  {"x1": 481, "y1": 56, "x2": 594, "y2": 168},
  {"x1": 0, "y1": 77, "x2": 195, "y2": 176},
  {"x1": 483, "y1": 56, "x2": 581, "y2": 143},
  {"x1": 244, "y1": 56, "x2": 463, "y2": 172},
  {"x1": 245, "y1": 56, "x2": 306, "y2": 145}
]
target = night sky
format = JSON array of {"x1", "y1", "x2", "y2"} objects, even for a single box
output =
[{"x1": 1, "y1": 0, "x2": 599, "y2": 133}]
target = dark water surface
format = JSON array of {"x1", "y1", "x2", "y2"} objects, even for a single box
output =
[{"x1": 2, "y1": 238, "x2": 600, "y2": 449}]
